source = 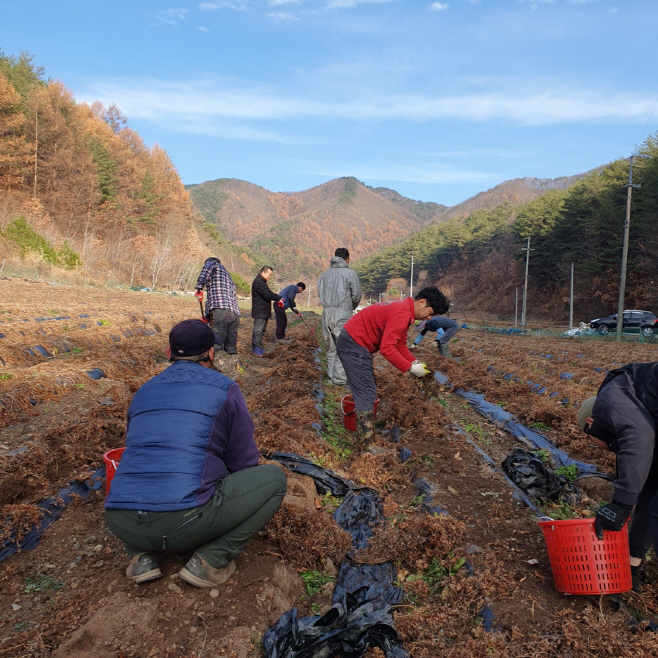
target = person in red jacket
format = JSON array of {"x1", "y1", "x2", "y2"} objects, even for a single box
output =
[{"x1": 336, "y1": 286, "x2": 449, "y2": 443}]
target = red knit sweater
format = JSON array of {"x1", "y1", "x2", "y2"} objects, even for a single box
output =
[{"x1": 343, "y1": 298, "x2": 416, "y2": 373}]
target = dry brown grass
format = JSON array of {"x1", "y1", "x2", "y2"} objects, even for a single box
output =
[
  {"x1": 265, "y1": 503, "x2": 352, "y2": 569},
  {"x1": 356, "y1": 513, "x2": 466, "y2": 571}
]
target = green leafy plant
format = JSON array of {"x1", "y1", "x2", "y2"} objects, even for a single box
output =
[
  {"x1": 555, "y1": 465, "x2": 578, "y2": 482},
  {"x1": 71, "y1": 346, "x2": 83, "y2": 354},
  {"x1": 530, "y1": 421, "x2": 551, "y2": 431},
  {"x1": 437, "y1": 397, "x2": 449, "y2": 407},
  {"x1": 98, "y1": 319, "x2": 110, "y2": 326},
  {"x1": 540, "y1": 502, "x2": 576, "y2": 520},
  {"x1": 321, "y1": 492, "x2": 342, "y2": 513},
  {"x1": 407, "y1": 556, "x2": 466, "y2": 588},
  {"x1": 0, "y1": 373, "x2": 13, "y2": 380},
  {"x1": 533, "y1": 449, "x2": 550, "y2": 464},
  {"x1": 300, "y1": 570, "x2": 333, "y2": 597},
  {"x1": 24, "y1": 573, "x2": 64, "y2": 594},
  {"x1": 409, "y1": 494, "x2": 425, "y2": 508}
]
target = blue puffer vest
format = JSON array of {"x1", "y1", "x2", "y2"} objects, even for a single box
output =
[{"x1": 105, "y1": 361, "x2": 233, "y2": 511}]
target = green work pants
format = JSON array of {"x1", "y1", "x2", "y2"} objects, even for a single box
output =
[{"x1": 105, "y1": 464, "x2": 286, "y2": 568}]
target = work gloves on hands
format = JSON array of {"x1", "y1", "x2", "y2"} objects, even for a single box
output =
[
  {"x1": 409, "y1": 360, "x2": 431, "y2": 378},
  {"x1": 195, "y1": 290, "x2": 203, "y2": 301},
  {"x1": 412, "y1": 335, "x2": 423, "y2": 347},
  {"x1": 594, "y1": 501, "x2": 632, "y2": 540},
  {"x1": 294, "y1": 310, "x2": 302, "y2": 317},
  {"x1": 277, "y1": 299, "x2": 285, "y2": 308}
]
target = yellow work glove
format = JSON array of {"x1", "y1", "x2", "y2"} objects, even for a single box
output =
[{"x1": 409, "y1": 361, "x2": 431, "y2": 377}]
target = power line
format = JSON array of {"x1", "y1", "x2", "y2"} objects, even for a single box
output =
[{"x1": 638, "y1": 93, "x2": 658, "y2": 145}]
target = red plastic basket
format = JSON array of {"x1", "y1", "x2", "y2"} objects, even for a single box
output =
[
  {"x1": 538, "y1": 517, "x2": 632, "y2": 595},
  {"x1": 341, "y1": 395, "x2": 379, "y2": 432},
  {"x1": 103, "y1": 447, "x2": 125, "y2": 495}
]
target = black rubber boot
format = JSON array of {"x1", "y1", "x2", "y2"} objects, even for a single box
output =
[
  {"x1": 355, "y1": 410, "x2": 375, "y2": 450},
  {"x1": 631, "y1": 565, "x2": 641, "y2": 594},
  {"x1": 438, "y1": 342, "x2": 453, "y2": 358}
]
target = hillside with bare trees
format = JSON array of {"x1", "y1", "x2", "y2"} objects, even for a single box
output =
[{"x1": 0, "y1": 51, "x2": 252, "y2": 291}]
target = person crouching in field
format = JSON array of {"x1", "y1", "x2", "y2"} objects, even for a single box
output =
[
  {"x1": 336, "y1": 287, "x2": 449, "y2": 444},
  {"x1": 411, "y1": 315, "x2": 460, "y2": 359},
  {"x1": 579, "y1": 362, "x2": 658, "y2": 593},
  {"x1": 105, "y1": 319, "x2": 286, "y2": 588}
]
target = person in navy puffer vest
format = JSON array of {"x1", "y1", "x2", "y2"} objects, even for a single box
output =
[{"x1": 105, "y1": 319, "x2": 287, "y2": 588}]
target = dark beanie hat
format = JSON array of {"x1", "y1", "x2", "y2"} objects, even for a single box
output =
[{"x1": 169, "y1": 319, "x2": 215, "y2": 356}]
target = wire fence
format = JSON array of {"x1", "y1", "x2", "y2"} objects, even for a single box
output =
[
  {"x1": 450, "y1": 316, "x2": 658, "y2": 344},
  {"x1": 0, "y1": 259, "x2": 195, "y2": 297}
]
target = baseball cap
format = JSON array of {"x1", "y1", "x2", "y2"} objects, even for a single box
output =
[{"x1": 169, "y1": 319, "x2": 215, "y2": 356}]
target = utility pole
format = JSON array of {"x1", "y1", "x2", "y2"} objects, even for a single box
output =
[
  {"x1": 616, "y1": 155, "x2": 642, "y2": 342},
  {"x1": 514, "y1": 288, "x2": 518, "y2": 328},
  {"x1": 521, "y1": 237, "x2": 534, "y2": 327},
  {"x1": 410, "y1": 255, "x2": 414, "y2": 299},
  {"x1": 33, "y1": 109, "x2": 38, "y2": 198},
  {"x1": 307, "y1": 285, "x2": 311, "y2": 308},
  {"x1": 569, "y1": 261, "x2": 574, "y2": 330}
]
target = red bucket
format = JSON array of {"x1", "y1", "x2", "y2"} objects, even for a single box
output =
[
  {"x1": 538, "y1": 518, "x2": 632, "y2": 595},
  {"x1": 103, "y1": 447, "x2": 125, "y2": 494},
  {"x1": 341, "y1": 395, "x2": 379, "y2": 432}
]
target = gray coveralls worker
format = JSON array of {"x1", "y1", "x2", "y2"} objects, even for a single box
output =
[{"x1": 317, "y1": 256, "x2": 362, "y2": 386}]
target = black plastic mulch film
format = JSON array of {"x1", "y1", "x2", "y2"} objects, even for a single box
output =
[
  {"x1": 267, "y1": 452, "x2": 409, "y2": 658},
  {"x1": 0, "y1": 467, "x2": 105, "y2": 563}
]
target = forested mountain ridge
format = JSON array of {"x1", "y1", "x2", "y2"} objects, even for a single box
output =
[
  {"x1": 186, "y1": 176, "x2": 437, "y2": 280},
  {"x1": 432, "y1": 172, "x2": 600, "y2": 223},
  {"x1": 187, "y1": 173, "x2": 595, "y2": 282},
  {"x1": 354, "y1": 148, "x2": 658, "y2": 321}
]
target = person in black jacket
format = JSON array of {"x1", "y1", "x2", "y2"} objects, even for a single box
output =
[
  {"x1": 579, "y1": 362, "x2": 658, "y2": 592},
  {"x1": 250, "y1": 266, "x2": 282, "y2": 357}
]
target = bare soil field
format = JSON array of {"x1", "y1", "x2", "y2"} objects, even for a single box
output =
[{"x1": 2, "y1": 286, "x2": 658, "y2": 657}]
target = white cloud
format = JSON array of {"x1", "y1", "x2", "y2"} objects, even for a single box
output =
[
  {"x1": 80, "y1": 77, "x2": 657, "y2": 144},
  {"x1": 198, "y1": 1, "x2": 248, "y2": 10},
  {"x1": 268, "y1": 0, "x2": 299, "y2": 5},
  {"x1": 606, "y1": 6, "x2": 618, "y2": 12},
  {"x1": 429, "y1": 2, "x2": 449, "y2": 10},
  {"x1": 155, "y1": 8, "x2": 189, "y2": 25},
  {"x1": 517, "y1": 0, "x2": 555, "y2": 8},
  {"x1": 268, "y1": 12, "x2": 300, "y2": 21},
  {"x1": 326, "y1": 0, "x2": 393, "y2": 9},
  {"x1": 198, "y1": 26, "x2": 210, "y2": 31}
]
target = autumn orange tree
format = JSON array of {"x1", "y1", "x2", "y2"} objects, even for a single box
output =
[
  {"x1": 0, "y1": 72, "x2": 32, "y2": 191},
  {"x1": 0, "y1": 49, "x2": 220, "y2": 290}
]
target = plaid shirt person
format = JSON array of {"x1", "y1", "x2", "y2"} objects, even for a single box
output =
[{"x1": 195, "y1": 259, "x2": 240, "y2": 317}]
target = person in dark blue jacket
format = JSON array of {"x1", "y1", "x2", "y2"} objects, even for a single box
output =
[
  {"x1": 105, "y1": 319, "x2": 287, "y2": 588},
  {"x1": 275, "y1": 282, "x2": 306, "y2": 342},
  {"x1": 410, "y1": 315, "x2": 459, "y2": 358}
]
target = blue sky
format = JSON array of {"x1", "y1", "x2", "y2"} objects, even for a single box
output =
[{"x1": 3, "y1": 0, "x2": 658, "y2": 206}]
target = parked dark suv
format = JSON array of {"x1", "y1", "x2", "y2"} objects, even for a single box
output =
[{"x1": 589, "y1": 310, "x2": 658, "y2": 337}]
